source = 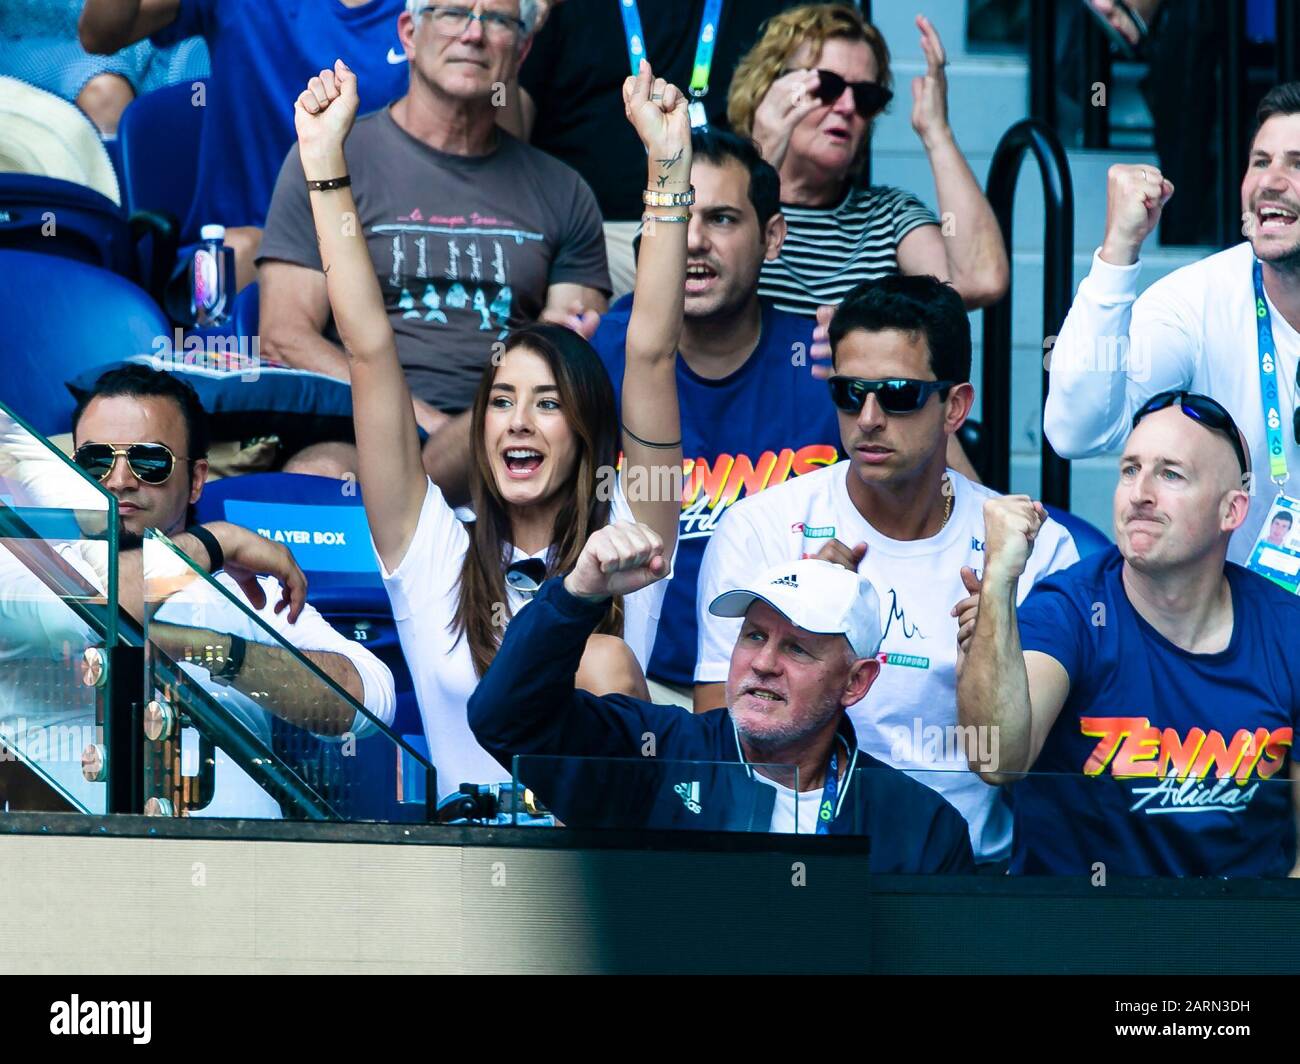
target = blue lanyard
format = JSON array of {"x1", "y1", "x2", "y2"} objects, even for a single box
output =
[
  {"x1": 1254, "y1": 260, "x2": 1290, "y2": 486},
  {"x1": 617, "y1": 0, "x2": 724, "y2": 98},
  {"x1": 815, "y1": 742, "x2": 840, "y2": 834}
]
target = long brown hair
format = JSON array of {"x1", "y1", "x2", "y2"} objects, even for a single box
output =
[{"x1": 452, "y1": 324, "x2": 624, "y2": 677}]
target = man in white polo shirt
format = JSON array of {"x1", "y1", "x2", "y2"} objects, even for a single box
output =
[
  {"x1": 694, "y1": 274, "x2": 1080, "y2": 864},
  {"x1": 1045, "y1": 82, "x2": 1300, "y2": 566}
]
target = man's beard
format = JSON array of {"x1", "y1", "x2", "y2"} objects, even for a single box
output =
[
  {"x1": 115, "y1": 515, "x2": 143, "y2": 552},
  {"x1": 734, "y1": 692, "x2": 843, "y2": 756},
  {"x1": 1252, "y1": 224, "x2": 1300, "y2": 274}
]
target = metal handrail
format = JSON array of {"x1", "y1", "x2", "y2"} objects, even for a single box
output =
[
  {"x1": 981, "y1": 119, "x2": 1074, "y2": 509},
  {"x1": 1217, "y1": 0, "x2": 1247, "y2": 249}
]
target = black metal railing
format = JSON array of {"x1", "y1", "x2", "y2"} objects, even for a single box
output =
[
  {"x1": 1081, "y1": 12, "x2": 1112, "y2": 149},
  {"x1": 1217, "y1": 0, "x2": 1248, "y2": 249},
  {"x1": 1039, "y1": 0, "x2": 1300, "y2": 249},
  {"x1": 981, "y1": 119, "x2": 1074, "y2": 510}
]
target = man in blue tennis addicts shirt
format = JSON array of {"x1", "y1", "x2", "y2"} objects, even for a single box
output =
[
  {"x1": 958, "y1": 392, "x2": 1300, "y2": 877},
  {"x1": 81, "y1": 0, "x2": 410, "y2": 289},
  {"x1": 590, "y1": 129, "x2": 841, "y2": 707}
]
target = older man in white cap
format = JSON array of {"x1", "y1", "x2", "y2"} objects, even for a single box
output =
[{"x1": 468, "y1": 522, "x2": 973, "y2": 873}]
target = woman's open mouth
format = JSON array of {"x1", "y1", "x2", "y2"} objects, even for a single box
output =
[{"x1": 503, "y1": 448, "x2": 544, "y2": 478}]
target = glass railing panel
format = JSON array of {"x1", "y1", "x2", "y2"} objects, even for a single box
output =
[
  {"x1": 141, "y1": 529, "x2": 434, "y2": 821},
  {"x1": 0, "y1": 402, "x2": 118, "y2": 813}
]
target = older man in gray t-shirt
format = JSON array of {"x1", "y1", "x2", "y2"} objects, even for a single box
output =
[
  {"x1": 261, "y1": 107, "x2": 608, "y2": 413},
  {"x1": 256, "y1": 3, "x2": 609, "y2": 432}
]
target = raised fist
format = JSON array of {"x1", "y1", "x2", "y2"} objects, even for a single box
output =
[
  {"x1": 564, "y1": 521, "x2": 668, "y2": 602},
  {"x1": 981, "y1": 495, "x2": 1047, "y2": 583},
  {"x1": 1100, "y1": 163, "x2": 1174, "y2": 265},
  {"x1": 294, "y1": 59, "x2": 360, "y2": 164}
]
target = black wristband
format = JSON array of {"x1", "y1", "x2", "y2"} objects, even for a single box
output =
[
  {"x1": 216, "y1": 635, "x2": 246, "y2": 679},
  {"x1": 306, "y1": 175, "x2": 351, "y2": 191},
  {"x1": 623, "y1": 426, "x2": 682, "y2": 449},
  {"x1": 184, "y1": 524, "x2": 224, "y2": 574}
]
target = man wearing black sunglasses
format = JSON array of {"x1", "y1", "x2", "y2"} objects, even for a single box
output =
[
  {"x1": 68, "y1": 366, "x2": 397, "y2": 775},
  {"x1": 696, "y1": 274, "x2": 1080, "y2": 867},
  {"x1": 732, "y1": 6, "x2": 1008, "y2": 315},
  {"x1": 960, "y1": 391, "x2": 1300, "y2": 878}
]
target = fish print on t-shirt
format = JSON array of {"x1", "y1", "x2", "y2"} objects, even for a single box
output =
[{"x1": 377, "y1": 208, "x2": 545, "y2": 340}]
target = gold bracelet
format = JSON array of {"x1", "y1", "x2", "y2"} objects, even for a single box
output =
[
  {"x1": 643, "y1": 186, "x2": 695, "y2": 207},
  {"x1": 641, "y1": 212, "x2": 690, "y2": 224}
]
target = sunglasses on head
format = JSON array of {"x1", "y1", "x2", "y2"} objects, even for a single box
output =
[
  {"x1": 785, "y1": 68, "x2": 893, "y2": 118},
  {"x1": 72, "y1": 442, "x2": 184, "y2": 485},
  {"x1": 1131, "y1": 391, "x2": 1250, "y2": 477},
  {"x1": 828, "y1": 376, "x2": 954, "y2": 415},
  {"x1": 505, "y1": 557, "x2": 548, "y2": 595}
]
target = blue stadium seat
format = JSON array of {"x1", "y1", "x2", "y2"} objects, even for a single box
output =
[
  {"x1": 0, "y1": 249, "x2": 169, "y2": 435},
  {"x1": 1044, "y1": 503, "x2": 1111, "y2": 558},
  {"x1": 194, "y1": 472, "x2": 428, "y2": 819},
  {"x1": 0, "y1": 174, "x2": 138, "y2": 277},
  {"x1": 117, "y1": 78, "x2": 207, "y2": 225},
  {"x1": 0, "y1": 173, "x2": 176, "y2": 300},
  {"x1": 232, "y1": 280, "x2": 260, "y2": 340}
]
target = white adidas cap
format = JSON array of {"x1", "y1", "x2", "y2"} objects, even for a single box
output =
[{"x1": 708, "y1": 558, "x2": 883, "y2": 661}]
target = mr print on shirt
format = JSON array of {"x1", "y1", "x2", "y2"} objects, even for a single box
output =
[
  {"x1": 376, "y1": 208, "x2": 544, "y2": 341},
  {"x1": 790, "y1": 519, "x2": 933, "y2": 672},
  {"x1": 1081, "y1": 716, "x2": 1294, "y2": 815}
]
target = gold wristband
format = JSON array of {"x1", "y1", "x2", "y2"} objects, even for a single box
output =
[{"x1": 643, "y1": 186, "x2": 695, "y2": 207}]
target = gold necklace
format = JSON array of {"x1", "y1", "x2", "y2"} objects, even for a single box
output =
[{"x1": 940, "y1": 475, "x2": 953, "y2": 529}]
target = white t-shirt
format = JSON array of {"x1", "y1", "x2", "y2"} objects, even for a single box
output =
[
  {"x1": 1045, "y1": 242, "x2": 1300, "y2": 564},
  {"x1": 380, "y1": 477, "x2": 670, "y2": 800},
  {"x1": 758, "y1": 774, "x2": 825, "y2": 834},
  {"x1": 694, "y1": 461, "x2": 1080, "y2": 861}
]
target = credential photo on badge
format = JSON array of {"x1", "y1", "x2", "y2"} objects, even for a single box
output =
[{"x1": 1245, "y1": 496, "x2": 1300, "y2": 593}]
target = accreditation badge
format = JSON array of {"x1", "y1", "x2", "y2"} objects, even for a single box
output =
[{"x1": 1245, "y1": 494, "x2": 1300, "y2": 592}]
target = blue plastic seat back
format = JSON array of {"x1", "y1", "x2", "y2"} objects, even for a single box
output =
[
  {"x1": 194, "y1": 472, "x2": 387, "y2": 606},
  {"x1": 0, "y1": 248, "x2": 169, "y2": 435},
  {"x1": 232, "y1": 280, "x2": 259, "y2": 339},
  {"x1": 194, "y1": 471, "x2": 428, "y2": 820},
  {"x1": 117, "y1": 79, "x2": 207, "y2": 225},
  {"x1": 0, "y1": 174, "x2": 136, "y2": 277},
  {"x1": 1043, "y1": 503, "x2": 1112, "y2": 558}
]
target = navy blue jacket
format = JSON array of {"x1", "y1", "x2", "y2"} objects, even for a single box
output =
[{"x1": 468, "y1": 578, "x2": 975, "y2": 874}]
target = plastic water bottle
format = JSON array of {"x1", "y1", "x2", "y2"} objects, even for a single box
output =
[{"x1": 192, "y1": 223, "x2": 231, "y2": 327}]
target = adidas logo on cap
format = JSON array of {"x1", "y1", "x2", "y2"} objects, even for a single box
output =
[{"x1": 771, "y1": 573, "x2": 799, "y2": 588}]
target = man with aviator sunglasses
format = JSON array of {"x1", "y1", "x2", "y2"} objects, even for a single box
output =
[
  {"x1": 960, "y1": 391, "x2": 1300, "y2": 877},
  {"x1": 696, "y1": 275, "x2": 1080, "y2": 866},
  {"x1": 65, "y1": 367, "x2": 396, "y2": 803}
]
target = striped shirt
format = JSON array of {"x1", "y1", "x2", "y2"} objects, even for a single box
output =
[{"x1": 758, "y1": 184, "x2": 939, "y2": 317}]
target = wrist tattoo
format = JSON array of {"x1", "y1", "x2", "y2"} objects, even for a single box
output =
[{"x1": 655, "y1": 147, "x2": 683, "y2": 172}]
